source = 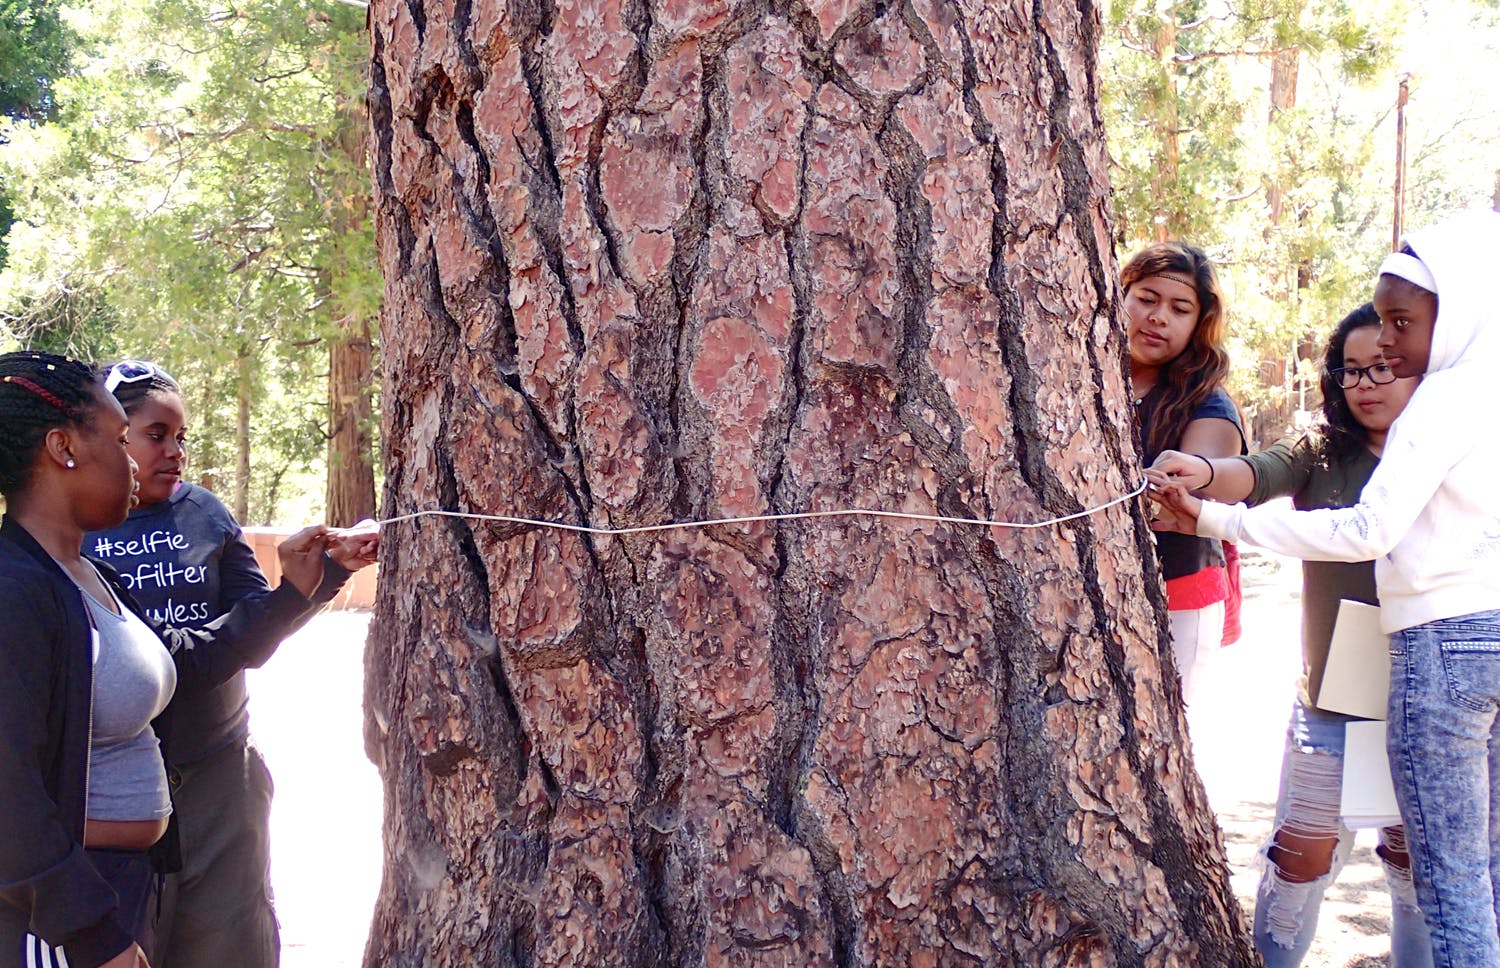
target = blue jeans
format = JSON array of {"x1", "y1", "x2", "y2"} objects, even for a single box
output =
[
  {"x1": 1389, "y1": 609, "x2": 1500, "y2": 968},
  {"x1": 1254, "y1": 699, "x2": 1431, "y2": 967}
]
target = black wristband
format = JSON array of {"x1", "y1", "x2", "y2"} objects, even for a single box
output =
[{"x1": 1195, "y1": 453, "x2": 1215, "y2": 488}]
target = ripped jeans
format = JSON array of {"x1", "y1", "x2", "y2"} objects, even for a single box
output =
[
  {"x1": 1388, "y1": 610, "x2": 1500, "y2": 968},
  {"x1": 1254, "y1": 699, "x2": 1432, "y2": 968}
]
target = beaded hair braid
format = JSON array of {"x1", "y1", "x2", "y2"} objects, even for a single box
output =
[{"x1": 0, "y1": 352, "x2": 100, "y2": 494}]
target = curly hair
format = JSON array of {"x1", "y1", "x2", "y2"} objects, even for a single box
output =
[
  {"x1": 0, "y1": 352, "x2": 102, "y2": 495},
  {"x1": 1122, "y1": 242, "x2": 1230, "y2": 457},
  {"x1": 105, "y1": 360, "x2": 182, "y2": 415},
  {"x1": 1315, "y1": 303, "x2": 1383, "y2": 465}
]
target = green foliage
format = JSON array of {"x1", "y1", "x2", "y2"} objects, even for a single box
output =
[
  {"x1": 1103, "y1": 0, "x2": 1251, "y2": 243},
  {"x1": 0, "y1": 0, "x2": 75, "y2": 122},
  {"x1": 1, "y1": 0, "x2": 1492, "y2": 513},
  {"x1": 0, "y1": 277, "x2": 120, "y2": 357},
  {"x1": 1097, "y1": 0, "x2": 1496, "y2": 440},
  {"x1": 0, "y1": 0, "x2": 375, "y2": 525},
  {"x1": 0, "y1": 0, "x2": 82, "y2": 270},
  {"x1": 0, "y1": 176, "x2": 11, "y2": 268}
]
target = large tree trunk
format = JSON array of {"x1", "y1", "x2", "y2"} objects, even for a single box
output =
[{"x1": 365, "y1": 2, "x2": 1254, "y2": 965}]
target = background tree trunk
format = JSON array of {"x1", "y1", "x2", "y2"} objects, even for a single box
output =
[
  {"x1": 327, "y1": 318, "x2": 377, "y2": 526},
  {"x1": 1150, "y1": 13, "x2": 1180, "y2": 242},
  {"x1": 1266, "y1": 44, "x2": 1300, "y2": 230},
  {"x1": 324, "y1": 87, "x2": 380, "y2": 528},
  {"x1": 365, "y1": 1, "x2": 1255, "y2": 964},
  {"x1": 234, "y1": 343, "x2": 252, "y2": 522},
  {"x1": 1263, "y1": 35, "x2": 1312, "y2": 442}
]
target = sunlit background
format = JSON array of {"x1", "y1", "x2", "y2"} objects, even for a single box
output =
[{"x1": 2, "y1": 0, "x2": 1497, "y2": 525}]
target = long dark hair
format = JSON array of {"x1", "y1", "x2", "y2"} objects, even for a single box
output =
[
  {"x1": 0, "y1": 352, "x2": 101, "y2": 495},
  {"x1": 1122, "y1": 242, "x2": 1229, "y2": 456},
  {"x1": 1316, "y1": 303, "x2": 1382, "y2": 465}
]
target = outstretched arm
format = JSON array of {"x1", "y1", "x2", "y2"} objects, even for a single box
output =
[
  {"x1": 1149, "y1": 450, "x2": 1255, "y2": 503},
  {"x1": 1196, "y1": 416, "x2": 1455, "y2": 562},
  {"x1": 1151, "y1": 434, "x2": 1315, "y2": 508},
  {"x1": 107, "y1": 527, "x2": 354, "y2": 691}
]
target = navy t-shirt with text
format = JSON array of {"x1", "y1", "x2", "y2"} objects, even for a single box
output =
[{"x1": 86, "y1": 483, "x2": 273, "y2": 765}]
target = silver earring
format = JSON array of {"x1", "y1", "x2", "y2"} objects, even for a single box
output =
[{"x1": 65, "y1": 459, "x2": 76, "y2": 468}]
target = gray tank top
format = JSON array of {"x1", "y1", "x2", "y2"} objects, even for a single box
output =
[{"x1": 78, "y1": 569, "x2": 176, "y2": 821}]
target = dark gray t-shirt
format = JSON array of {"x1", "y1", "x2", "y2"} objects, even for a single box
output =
[{"x1": 86, "y1": 483, "x2": 273, "y2": 765}]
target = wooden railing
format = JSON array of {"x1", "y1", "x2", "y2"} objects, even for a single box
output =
[{"x1": 242, "y1": 527, "x2": 377, "y2": 610}]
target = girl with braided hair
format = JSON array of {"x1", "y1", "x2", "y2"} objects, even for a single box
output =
[
  {"x1": 1124, "y1": 241, "x2": 1247, "y2": 697},
  {"x1": 0, "y1": 352, "x2": 373, "y2": 968}
]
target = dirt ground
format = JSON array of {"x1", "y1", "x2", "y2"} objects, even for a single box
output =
[{"x1": 247, "y1": 548, "x2": 1399, "y2": 966}]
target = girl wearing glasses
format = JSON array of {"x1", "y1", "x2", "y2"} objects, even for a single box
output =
[
  {"x1": 1150, "y1": 305, "x2": 1428, "y2": 967},
  {"x1": 1149, "y1": 208, "x2": 1500, "y2": 967},
  {"x1": 0, "y1": 352, "x2": 371, "y2": 968},
  {"x1": 84, "y1": 361, "x2": 372, "y2": 968},
  {"x1": 1124, "y1": 242, "x2": 1247, "y2": 697}
]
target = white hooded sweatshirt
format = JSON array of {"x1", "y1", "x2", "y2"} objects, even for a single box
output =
[{"x1": 1196, "y1": 207, "x2": 1500, "y2": 633}]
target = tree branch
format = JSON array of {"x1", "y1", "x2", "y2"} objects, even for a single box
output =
[{"x1": 1176, "y1": 45, "x2": 1298, "y2": 63}]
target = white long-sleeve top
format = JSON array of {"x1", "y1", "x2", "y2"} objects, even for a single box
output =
[{"x1": 1196, "y1": 209, "x2": 1500, "y2": 634}]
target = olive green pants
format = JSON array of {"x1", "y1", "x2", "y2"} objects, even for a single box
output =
[{"x1": 153, "y1": 739, "x2": 279, "y2": 968}]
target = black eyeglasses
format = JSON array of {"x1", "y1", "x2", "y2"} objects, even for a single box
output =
[
  {"x1": 1329, "y1": 362, "x2": 1397, "y2": 389},
  {"x1": 104, "y1": 359, "x2": 164, "y2": 394}
]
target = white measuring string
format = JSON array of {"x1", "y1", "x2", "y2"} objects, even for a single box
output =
[{"x1": 371, "y1": 479, "x2": 1149, "y2": 536}]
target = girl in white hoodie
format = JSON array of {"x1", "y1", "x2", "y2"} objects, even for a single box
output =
[{"x1": 1147, "y1": 207, "x2": 1500, "y2": 968}]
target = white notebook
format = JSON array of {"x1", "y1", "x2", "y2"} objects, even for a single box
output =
[
  {"x1": 1317, "y1": 600, "x2": 1390, "y2": 721},
  {"x1": 1341, "y1": 720, "x2": 1401, "y2": 829}
]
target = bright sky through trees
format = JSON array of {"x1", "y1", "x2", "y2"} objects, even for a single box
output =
[{"x1": 0, "y1": 0, "x2": 1495, "y2": 522}]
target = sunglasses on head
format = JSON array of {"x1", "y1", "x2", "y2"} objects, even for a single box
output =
[{"x1": 104, "y1": 359, "x2": 165, "y2": 394}]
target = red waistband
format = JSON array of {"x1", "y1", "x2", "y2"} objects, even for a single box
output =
[{"x1": 1165, "y1": 565, "x2": 1228, "y2": 611}]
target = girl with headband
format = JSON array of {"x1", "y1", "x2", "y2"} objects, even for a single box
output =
[
  {"x1": 0, "y1": 352, "x2": 373, "y2": 968},
  {"x1": 1149, "y1": 207, "x2": 1500, "y2": 967},
  {"x1": 1151, "y1": 305, "x2": 1430, "y2": 966},
  {"x1": 1123, "y1": 241, "x2": 1247, "y2": 698}
]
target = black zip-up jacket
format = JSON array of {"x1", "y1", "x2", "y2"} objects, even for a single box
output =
[{"x1": 0, "y1": 516, "x2": 347, "y2": 967}]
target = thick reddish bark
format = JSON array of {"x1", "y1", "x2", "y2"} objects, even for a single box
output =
[{"x1": 365, "y1": 1, "x2": 1255, "y2": 964}]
